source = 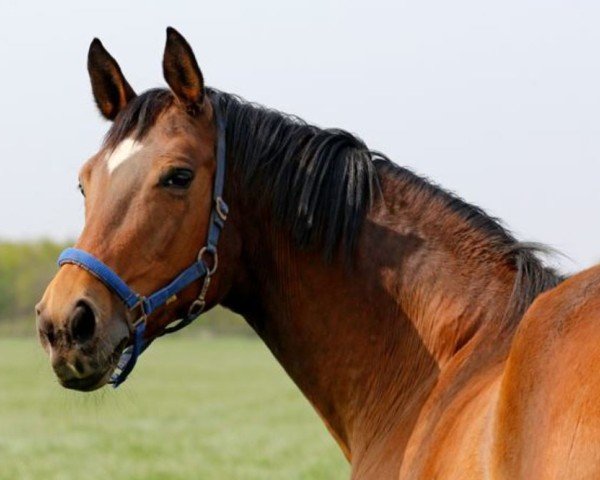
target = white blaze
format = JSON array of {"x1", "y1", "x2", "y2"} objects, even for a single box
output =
[{"x1": 105, "y1": 138, "x2": 143, "y2": 174}]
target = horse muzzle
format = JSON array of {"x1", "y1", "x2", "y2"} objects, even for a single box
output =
[{"x1": 36, "y1": 266, "x2": 131, "y2": 391}]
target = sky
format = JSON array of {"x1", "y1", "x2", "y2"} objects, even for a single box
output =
[{"x1": 1, "y1": 0, "x2": 599, "y2": 273}]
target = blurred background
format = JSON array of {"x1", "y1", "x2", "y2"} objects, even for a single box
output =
[{"x1": 1, "y1": 0, "x2": 600, "y2": 479}]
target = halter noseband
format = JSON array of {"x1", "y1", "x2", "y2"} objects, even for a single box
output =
[{"x1": 57, "y1": 98, "x2": 229, "y2": 388}]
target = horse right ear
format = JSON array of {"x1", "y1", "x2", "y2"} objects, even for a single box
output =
[
  {"x1": 162, "y1": 27, "x2": 205, "y2": 114},
  {"x1": 87, "y1": 38, "x2": 136, "y2": 121}
]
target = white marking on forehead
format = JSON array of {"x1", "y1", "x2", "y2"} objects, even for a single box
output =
[{"x1": 105, "y1": 138, "x2": 143, "y2": 174}]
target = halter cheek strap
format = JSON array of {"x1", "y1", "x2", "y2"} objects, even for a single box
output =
[{"x1": 57, "y1": 98, "x2": 228, "y2": 388}]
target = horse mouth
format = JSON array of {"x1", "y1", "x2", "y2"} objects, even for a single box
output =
[
  {"x1": 59, "y1": 338, "x2": 128, "y2": 392},
  {"x1": 60, "y1": 373, "x2": 109, "y2": 392}
]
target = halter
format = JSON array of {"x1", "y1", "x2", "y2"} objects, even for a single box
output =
[{"x1": 57, "y1": 97, "x2": 228, "y2": 388}]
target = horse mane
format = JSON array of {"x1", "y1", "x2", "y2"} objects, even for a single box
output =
[
  {"x1": 209, "y1": 88, "x2": 379, "y2": 260},
  {"x1": 104, "y1": 87, "x2": 563, "y2": 320},
  {"x1": 375, "y1": 160, "x2": 564, "y2": 321}
]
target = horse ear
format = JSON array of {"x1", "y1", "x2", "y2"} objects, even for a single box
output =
[
  {"x1": 163, "y1": 27, "x2": 205, "y2": 113},
  {"x1": 87, "y1": 38, "x2": 136, "y2": 121}
]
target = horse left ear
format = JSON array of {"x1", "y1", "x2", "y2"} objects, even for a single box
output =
[
  {"x1": 88, "y1": 38, "x2": 136, "y2": 121},
  {"x1": 163, "y1": 27, "x2": 205, "y2": 113}
]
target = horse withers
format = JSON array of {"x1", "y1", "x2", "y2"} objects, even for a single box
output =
[{"x1": 37, "y1": 28, "x2": 599, "y2": 479}]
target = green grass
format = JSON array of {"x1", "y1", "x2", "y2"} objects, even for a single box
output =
[{"x1": 0, "y1": 337, "x2": 349, "y2": 480}]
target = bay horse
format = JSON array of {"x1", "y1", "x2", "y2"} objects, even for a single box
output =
[{"x1": 37, "y1": 28, "x2": 597, "y2": 478}]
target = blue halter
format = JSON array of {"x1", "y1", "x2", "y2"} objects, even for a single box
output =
[{"x1": 57, "y1": 98, "x2": 229, "y2": 388}]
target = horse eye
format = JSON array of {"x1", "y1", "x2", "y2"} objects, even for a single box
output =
[
  {"x1": 78, "y1": 182, "x2": 85, "y2": 197},
  {"x1": 161, "y1": 168, "x2": 194, "y2": 189}
]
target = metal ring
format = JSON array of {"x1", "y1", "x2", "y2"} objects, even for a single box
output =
[
  {"x1": 187, "y1": 299, "x2": 205, "y2": 318},
  {"x1": 197, "y1": 246, "x2": 218, "y2": 276},
  {"x1": 131, "y1": 296, "x2": 148, "y2": 328}
]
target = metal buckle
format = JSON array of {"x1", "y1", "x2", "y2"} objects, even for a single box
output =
[
  {"x1": 216, "y1": 196, "x2": 228, "y2": 222},
  {"x1": 130, "y1": 296, "x2": 148, "y2": 329}
]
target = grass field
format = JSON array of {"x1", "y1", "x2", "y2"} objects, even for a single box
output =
[{"x1": 0, "y1": 337, "x2": 348, "y2": 480}]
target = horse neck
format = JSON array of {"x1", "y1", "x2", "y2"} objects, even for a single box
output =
[{"x1": 220, "y1": 160, "x2": 553, "y2": 461}]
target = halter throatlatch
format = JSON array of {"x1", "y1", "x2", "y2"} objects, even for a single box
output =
[{"x1": 57, "y1": 98, "x2": 228, "y2": 388}]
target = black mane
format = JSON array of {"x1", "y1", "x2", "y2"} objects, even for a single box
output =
[
  {"x1": 209, "y1": 88, "x2": 379, "y2": 260},
  {"x1": 375, "y1": 161, "x2": 563, "y2": 320},
  {"x1": 105, "y1": 87, "x2": 562, "y2": 317}
]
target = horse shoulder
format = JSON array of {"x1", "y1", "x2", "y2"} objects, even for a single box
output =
[{"x1": 493, "y1": 265, "x2": 600, "y2": 479}]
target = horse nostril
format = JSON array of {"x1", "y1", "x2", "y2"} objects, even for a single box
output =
[{"x1": 70, "y1": 300, "x2": 96, "y2": 344}]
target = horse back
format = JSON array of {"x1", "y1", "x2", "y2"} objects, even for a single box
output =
[{"x1": 493, "y1": 265, "x2": 600, "y2": 479}]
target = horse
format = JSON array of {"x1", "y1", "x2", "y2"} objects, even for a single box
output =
[{"x1": 37, "y1": 27, "x2": 598, "y2": 478}]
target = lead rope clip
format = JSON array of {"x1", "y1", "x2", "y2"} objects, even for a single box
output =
[{"x1": 188, "y1": 272, "x2": 212, "y2": 318}]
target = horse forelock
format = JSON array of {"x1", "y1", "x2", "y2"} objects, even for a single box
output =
[{"x1": 104, "y1": 88, "x2": 174, "y2": 150}]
